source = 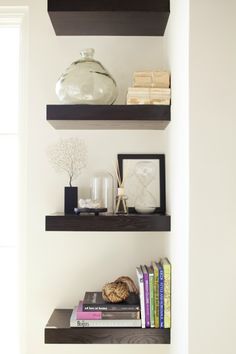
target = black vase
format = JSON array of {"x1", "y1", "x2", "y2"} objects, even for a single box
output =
[{"x1": 64, "y1": 187, "x2": 78, "y2": 215}]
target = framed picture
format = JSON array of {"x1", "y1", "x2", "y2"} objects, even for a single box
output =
[{"x1": 118, "y1": 154, "x2": 166, "y2": 214}]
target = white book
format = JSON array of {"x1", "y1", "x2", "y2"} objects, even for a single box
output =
[
  {"x1": 136, "y1": 267, "x2": 146, "y2": 328},
  {"x1": 70, "y1": 308, "x2": 141, "y2": 328}
]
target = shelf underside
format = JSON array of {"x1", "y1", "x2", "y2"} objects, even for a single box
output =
[
  {"x1": 45, "y1": 309, "x2": 170, "y2": 344},
  {"x1": 48, "y1": 0, "x2": 170, "y2": 36},
  {"x1": 47, "y1": 105, "x2": 171, "y2": 130},
  {"x1": 45, "y1": 214, "x2": 171, "y2": 232}
]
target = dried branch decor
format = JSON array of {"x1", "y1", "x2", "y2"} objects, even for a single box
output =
[{"x1": 47, "y1": 138, "x2": 87, "y2": 187}]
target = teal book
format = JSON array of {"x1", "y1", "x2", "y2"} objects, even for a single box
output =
[{"x1": 147, "y1": 266, "x2": 155, "y2": 328}]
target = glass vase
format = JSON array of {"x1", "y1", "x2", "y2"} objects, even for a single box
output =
[{"x1": 56, "y1": 48, "x2": 118, "y2": 105}]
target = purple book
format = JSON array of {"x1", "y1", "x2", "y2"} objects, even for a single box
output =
[
  {"x1": 141, "y1": 265, "x2": 150, "y2": 328},
  {"x1": 76, "y1": 301, "x2": 102, "y2": 320},
  {"x1": 158, "y1": 263, "x2": 165, "y2": 328}
]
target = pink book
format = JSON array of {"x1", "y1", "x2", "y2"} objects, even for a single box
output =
[{"x1": 76, "y1": 301, "x2": 102, "y2": 320}]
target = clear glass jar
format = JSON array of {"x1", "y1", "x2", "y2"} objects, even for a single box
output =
[
  {"x1": 90, "y1": 172, "x2": 114, "y2": 213},
  {"x1": 56, "y1": 48, "x2": 118, "y2": 105}
]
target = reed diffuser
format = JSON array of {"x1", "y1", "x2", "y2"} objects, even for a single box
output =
[{"x1": 113, "y1": 160, "x2": 128, "y2": 215}]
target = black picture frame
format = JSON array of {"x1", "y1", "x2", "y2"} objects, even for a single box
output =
[{"x1": 118, "y1": 154, "x2": 166, "y2": 215}]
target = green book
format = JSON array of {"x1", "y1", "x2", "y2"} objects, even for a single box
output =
[
  {"x1": 152, "y1": 261, "x2": 159, "y2": 328},
  {"x1": 147, "y1": 266, "x2": 155, "y2": 328},
  {"x1": 161, "y1": 258, "x2": 171, "y2": 328}
]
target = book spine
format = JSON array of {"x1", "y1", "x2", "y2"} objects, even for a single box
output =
[
  {"x1": 102, "y1": 312, "x2": 140, "y2": 320},
  {"x1": 163, "y1": 262, "x2": 171, "y2": 328},
  {"x1": 159, "y1": 265, "x2": 164, "y2": 329},
  {"x1": 76, "y1": 310, "x2": 102, "y2": 320},
  {"x1": 149, "y1": 272, "x2": 155, "y2": 328},
  {"x1": 83, "y1": 305, "x2": 139, "y2": 312},
  {"x1": 77, "y1": 309, "x2": 140, "y2": 320},
  {"x1": 143, "y1": 271, "x2": 150, "y2": 328},
  {"x1": 153, "y1": 266, "x2": 159, "y2": 328},
  {"x1": 70, "y1": 319, "x2": 142, "y2": 328},
  {"x1": 136, "y1": 268, "x2": 146, "y2": 328}
]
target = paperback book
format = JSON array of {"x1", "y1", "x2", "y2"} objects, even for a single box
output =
[
  {"x1": 152, "y1": 261, "x2": 160, "y2": 328},
  {"x1": 136, "y1": 266, "x2": 146, "y2": 328},
  {"x1": 161, "y1": 258, "x2": 171, "y2": 328},
  {"x1": 147, "y1": 266, "x2": 155, "y2": 328},
  {"x1": 70, "y1": 307, "x2": 142, "y2": 328},
  {"x1": 158, "y1": 262, "x2": 164, "y2": 328},
  {"x1": 141, "y1": 265, "x2": 150, "y2": 328}
]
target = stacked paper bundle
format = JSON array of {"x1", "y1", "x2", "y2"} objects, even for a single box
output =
[
  {"x1": 133, "y1": 71, "x2": 170, "y2": 88},
  {"x1": 127, "y1": 87, "x2": 171, "y2": 105},
  {"x1": 127, "y1": 71, "x2": 171, "y2": 105}
]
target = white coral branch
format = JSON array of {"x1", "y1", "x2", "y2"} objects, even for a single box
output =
[{"x1": 47, "y1": 137, "x2": 87, "y2": 186}]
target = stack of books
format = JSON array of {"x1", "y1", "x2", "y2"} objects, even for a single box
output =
[
  {"x1": 70, "y1": 291, "x2": 141, "y2": 327},
  {"x1": 136, "y1": 258, "x2": 171, "y2": 328},
  {"x1": 70, "y1": 258, "x2": 171, "y2": 329},
  {"x1": 127, "y1": 71, "x2": 171, "y2": 105}
]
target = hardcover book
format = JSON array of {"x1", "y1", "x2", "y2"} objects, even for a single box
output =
[
  {"x1": 152, "y1": 261, "x2": 160, "y2": 328},
  {"x1": 77, "y1": 301, "x2": 140, "y2": 320},
  {"x1": 147, "y1": 266, "x2": 155, "y2": 328},
  {"x1": 70, "y1": 307, "x2": 142, "y2": 328},
  {"x1": 158, "y1": 262, "x2": 164, "y2": 328},
  {"x1": 136, "y1": 266, "x2": 146, "y2": 328},
  {"x1": 83, "y1": 292, "x2": 140, "y2": 312},
  {"x1": 161, "y1": 257, "x2": 171, "y2": 328},
  {"x1": 141, "y1": 265, "x2": 150, "y2": 328},
  {"x1": 77, "y1": 301, "x2": 101, "y2": 320}
]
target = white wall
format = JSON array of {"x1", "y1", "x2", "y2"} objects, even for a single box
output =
[
  {"x1": 0, "y1": 1, "x2": 173, "y2": 354},
  {"x1": 165, "y1": 1, "x2": 189, "y2": 354},
  {"x1": 189, "y1": 1, "x2": 236, "y2": 354}
]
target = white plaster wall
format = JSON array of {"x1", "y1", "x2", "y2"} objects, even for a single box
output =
[
  {"x1": 165, "y1": 1, "x2": 189, "y2": 354},
  {"x1": 189, "y1": 1, "x2": 236, "y2": 353},
  {"x1": 0, "y1": 1, "x2": 173, "y2": 354}
]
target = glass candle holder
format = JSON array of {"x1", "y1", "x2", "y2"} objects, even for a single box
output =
[{"x1": 90, "y1": 172, "x2": 114, "y2": 213}]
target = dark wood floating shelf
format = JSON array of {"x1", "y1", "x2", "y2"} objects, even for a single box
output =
[
  {"x1": 48, "y1": 0, "x2": 170, "y2": 36},
  {"x1": 46, "y1": 214, "x2": 171, "y2": 232},
  {"x1": 45, "y1": 309, "x2": 170, "y2": 344},
  {"x1": 47, "y1": 105, "x2": 170, "y2": 130}
]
